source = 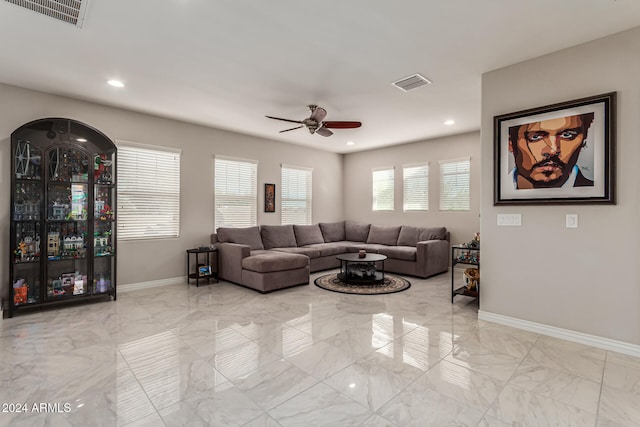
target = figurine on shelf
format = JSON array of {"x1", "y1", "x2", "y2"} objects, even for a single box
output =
[
  {"x1": 99, "y1": 204, "x2": 113, "y2": 221},
  {"x1": 464, "y1": 268, "x2": 479, "y2": 291},
  {"x1": 47, "y1": 232, "x2": 60, "y2": 258},
  {"x1": 13, "y1": 278, "x2": 28, "y2": 305},
  {"x1": 96, "y1": 275, "x2": 110, "y2": 293},
  {"x1": 73, "y1": 275, "x2": 84, "y2": 295},
  {"x1": 94, "y1": 154, "x2": 113, "y2": 184},
  {"x1": 465, "y1": 232, "x2": 480, "y2": 249}
]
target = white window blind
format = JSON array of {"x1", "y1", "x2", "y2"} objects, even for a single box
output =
[
  {"x1": 439, "y1": 158, "x2": 470, "y2": 211},
  {"x1": 117, "y1": 141, "x2": 181, "y2": 240},
  {"x1": 403, "y1": 163, "x2": 429, "y2": 211},
  {"x1": 215, "y1": 156, "x2": 258, "y2": 229},
  {"x1": 281, "y1": 165, "x2": 312, "y2": 225},
  {"x1": 372, "y1": 167, "x2": 394, "y2": 211}
]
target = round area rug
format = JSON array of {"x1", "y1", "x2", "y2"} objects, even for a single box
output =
[{"x1": 314, "y1": 273, "x2": 411, "y2": 295}]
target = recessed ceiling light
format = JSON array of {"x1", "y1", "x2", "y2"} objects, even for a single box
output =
[
  {"x1": 107, "y1": 80, "x2": 124, "y2": 88},
  {"x1": 76, "y1": 138, "x2": 87, "y2": 142},
  {"x1": 444, "y1": 120, "x2": 455, "y2": 126},
  {"x1": 347, "y1": 141, "x2": 355, "y2": 146}
]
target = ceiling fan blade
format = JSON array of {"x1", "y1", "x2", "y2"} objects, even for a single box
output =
[
  {"x1": 279, "y1": 125, "x2": 304, "y2": 133},
  {"x1": 310, "y1": 107, "x2": 327, "y2": 122},
  {"x1": 316, "y1": 127, "x2": 333, "y2": 137},
  {"x1": 266, "y1": 115, "x2": 303, "y2": 125},
  {"x1": 322, "y1": 121, "x2": 362, "y2": 129}
]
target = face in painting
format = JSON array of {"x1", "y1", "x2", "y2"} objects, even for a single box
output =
[{"x1": 509, "y1": 114, "x2": 593, "y2": 188}]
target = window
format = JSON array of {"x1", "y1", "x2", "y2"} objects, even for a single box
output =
[
  {"x1": 117, "y1": 141, "x2": 181, "y2": 240},
  {"x1": 403, "y1": 163, "x2": 429, "y2": 211},
  {"x1": 439, "y1": 158, "x2": 470, "y2": 211},
  {"x1": 281, "y1": 165, "x2": 312, "y2": 225},
  {"x1": 372, "y1": 167, "x2": 394, "y2": 211},
  {"x1": 215, "y1": 156, "x2": 258, "y2": 228}
]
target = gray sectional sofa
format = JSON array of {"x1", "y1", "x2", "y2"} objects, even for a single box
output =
[{"x1": 211, "y1": 221, "x2": 449, "y2": 293}]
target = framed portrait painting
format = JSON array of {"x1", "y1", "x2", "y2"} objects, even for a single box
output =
[
  {"x1": 264, "y1": 183, "x2": 275, "y2": 212},
  {"x1": 494, "y1": 92, "x2": 616, "y2": 205}
]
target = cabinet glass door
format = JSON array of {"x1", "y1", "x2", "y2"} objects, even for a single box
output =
[
  {"x1": 11, "y1": 141, "x2": 43, "y2": 307},
  {"x1": 45, "y1": 147, "x2": 90, "y2": 300},
  {"x1": 93, "y1": 152, "x2": 115, "y2": 294},
  {"x1": 93, "y1": 221, "x2": 114, "y2": 294}
]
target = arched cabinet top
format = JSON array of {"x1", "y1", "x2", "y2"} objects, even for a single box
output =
[{"x1": 11, "y1": 118, "x2": 116, "y2": 154}]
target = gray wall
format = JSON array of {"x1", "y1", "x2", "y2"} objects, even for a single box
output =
[
  {"x1": 0, "y1": 83, "x2": 343, "y2": 295},
  {"x1": 343, "y1": 132, "x2": 481, "y2": 247},
  {"x1": 480, "y1": 27, "x2": 640, "y2": 345}
]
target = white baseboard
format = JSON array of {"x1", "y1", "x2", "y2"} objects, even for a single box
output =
[
  {"x1": 479, "y1": 310, "x2": 640, "y2": 358},
  {"x1": 119, "y1": 276, "x2": 186, "y2": 293}
]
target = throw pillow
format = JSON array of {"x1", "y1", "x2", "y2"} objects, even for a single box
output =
[
  {"x1": 366, "y1": 225, "x2": 401, "y2": 246},
  {"x1": 319, "y1": 221, "x2": 346, "y2": 242},
  {"x1": 345, "y1": 221, "x2": 371, "y2": 242},
  {"x1": 294, "y1": 224, "x2": 325, "y2": 246},
  {"x1": 261, "y1": 225, "x2": 297, "y2": 249}
]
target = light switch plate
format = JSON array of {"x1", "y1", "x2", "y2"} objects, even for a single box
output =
[
  {"x1": 497, "y1": 213, "x2": 522, "y2": 226},
  {"x1": 566, "y1": 214, "x2": 578, "y2": 228}
]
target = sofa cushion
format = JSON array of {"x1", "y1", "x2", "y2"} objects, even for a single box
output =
[
  {"x1": 319, "y1": 221, "x2": 346, "y2": 242},
  {"x1": 397, "y1": 226, "x2": 447, "y2": 246},
  {"x1": 305, "y1": 242, "x2": 348, "y2": 257},
  {"x1": 293, "y1": 224, "x2": 325, "y2": 246},
  {"x1": 378, "y1": 245, "x2": 417, "y2": 261},
  {"x1": 271, "y1": 247, "x2": 321, "y2": 258},
  {"x1": 366, "y1": 225, "x2": 401, "y2": 246},
  {"x1": 242, "y1": 251, "x2": 308, "y2": 273},
  {"x1": 345, "y1": 243, "x2": 388, "y2": 253},
  {"x1": 217, "y1": 226, "x2": 264, "y2": 250},
  {"x1": 345, "y1": 221, "x2": 371, "y2": 242},
  {"x1": 261, "y1": 225, "x2": 297, "y2": 249}
]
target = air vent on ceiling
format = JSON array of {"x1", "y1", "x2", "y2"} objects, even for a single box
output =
[
  {"x1": 392, "y1": 74, "x2": 432, "y2": 92},
  {"x1": 4, "y1": 0, "x2": 88, "y2": 27}
]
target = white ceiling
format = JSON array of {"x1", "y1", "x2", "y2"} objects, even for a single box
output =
[{"x1": 1, "y1": 1, "x2": 639, "y2": 153}]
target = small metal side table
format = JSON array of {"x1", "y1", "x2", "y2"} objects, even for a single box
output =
[
  {"x1": 451, "y1": 245, "x2": 479, "y2": 302},
  {"x1": 186, "y1": 247, "x2": 218, "y2": 287}
]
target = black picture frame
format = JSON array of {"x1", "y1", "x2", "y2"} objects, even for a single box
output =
[
  {"x1": 264, "y1": 183, "x2": 275, "y2": 212},
  {"x1": 494, "y1": 92, "x2": 616, "y2": 205}
]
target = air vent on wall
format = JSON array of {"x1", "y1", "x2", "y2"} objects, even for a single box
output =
[
  {"x1": 4, "y1": 0, "x2": 88, "y2": 27},
  {"x1": 392, "y1": 73, "x2": 432, "y2": 92}
]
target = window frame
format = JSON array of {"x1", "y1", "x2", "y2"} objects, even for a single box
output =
[
  {"x1": 116, "y1": 140, "x2": 181, "y2": 241},
  {"x1": 214, "y1": 155, "x2": 259, "y2": 229},
  {"x1": 372, "y1": 167, "x2": 395, "y2": 211},
  {"x1": 403, "y1": 162, "x2": 429, "y2": 212},
  {"x1": 439, "y1": 157, "x2": 471, "y2": 211},
  {"x1": 281, "y1": 164, "x2": 313, "y2": 225}
]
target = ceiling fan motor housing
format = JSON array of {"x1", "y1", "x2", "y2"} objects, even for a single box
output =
[{"x1": 266, "y1": 105, "x2": 360, "y2": 137}]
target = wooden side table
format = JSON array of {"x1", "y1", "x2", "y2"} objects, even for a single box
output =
[{"x1": 186, "y1": 248, "x2": 218, "y2": 287}]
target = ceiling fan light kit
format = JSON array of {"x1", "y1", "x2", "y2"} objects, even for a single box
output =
[{"x1": 266, "y1": 105, "x2": 361, "y2": 137}]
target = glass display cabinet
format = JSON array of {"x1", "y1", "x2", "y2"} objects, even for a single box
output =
[{"x1": 9, "y1": 118, "x2": 117, "y2": 317}]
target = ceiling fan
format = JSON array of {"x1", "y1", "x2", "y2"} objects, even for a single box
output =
[{"x1": 266, "y1": 105, "x2": 361, "y2": 137}]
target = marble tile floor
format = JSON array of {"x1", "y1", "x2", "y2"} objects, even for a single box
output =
[{"x1": 1, "y1": 270, "x2": 639, "y2": 426}]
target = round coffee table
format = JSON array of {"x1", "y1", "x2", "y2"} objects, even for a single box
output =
[{"x1": 336, "y1": 253, "x2": 387, "y2": 286}]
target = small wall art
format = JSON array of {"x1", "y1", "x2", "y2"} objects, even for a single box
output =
[{"x1": 264, "y1": 183, "x2": 276, "y2": 212}]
